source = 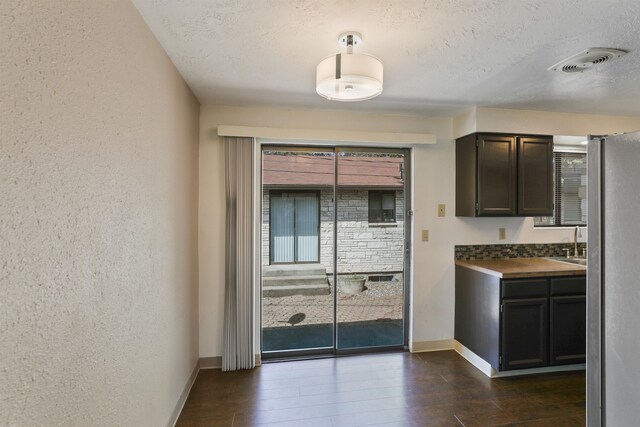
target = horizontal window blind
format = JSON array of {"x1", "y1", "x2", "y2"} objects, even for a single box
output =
[{"x1": 534, "y1": 151, "x2": 587, "y2": 227}]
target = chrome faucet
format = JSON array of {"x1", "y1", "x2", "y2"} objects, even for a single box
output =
[{"x1": 574, "y1": 226, "x2": 581, "y2": 257}]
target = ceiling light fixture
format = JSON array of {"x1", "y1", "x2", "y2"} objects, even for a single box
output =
[{"x1": 316, "y1": 32, "x2": 383, "y2": 102}]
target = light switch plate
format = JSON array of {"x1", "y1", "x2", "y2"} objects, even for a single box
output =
[
  {"x1": 437, "y1": 204, "x2": 446, "y2": 217},
  {"x1": 421, "y1": 229, "x2": 429, "y2": 241},
  {"x1": 499, "y1": 228, "x2": 506, "y2": 240}
]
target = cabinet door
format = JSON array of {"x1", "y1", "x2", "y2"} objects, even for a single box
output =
[
  {"x1": 477, "y1": 134, "x2": 516, "y2": 216},
  {"x1": 517, "y1": 136, "x2": 554, "y2": 216},
  {"x1": 550, "y1": 295, "x2": 586, "y2": 365},
  {"x1": 501, "y1": 298, "x2": 548, "y2": 370}
]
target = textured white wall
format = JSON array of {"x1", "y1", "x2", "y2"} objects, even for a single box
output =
[
  {"x1": 199, "y1": 104, "x2": 639, "y2": 358},
  {"x1": 1, "y1": 1, "x2": 199, "y2": 426}
]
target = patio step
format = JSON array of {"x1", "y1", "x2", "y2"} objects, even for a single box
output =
[
  {"x1": 263, "y1": 264, "x2": 327, "y2": 277},
  {"x1": 263, "y1": 274, "x2": 328, "y2": 287},
  {"x1": 262, "y1": 264, "x2": 329, "y2": 297},
  {"x1": 263, "y1": 283, "x2": 330, "y2": 297},
  {"x1": 262, "y1": 274, "x2": 329, "y2": 297}
]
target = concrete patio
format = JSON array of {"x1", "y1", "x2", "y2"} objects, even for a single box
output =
[{"x1": 262, "y1": 280, "x2": 403, "y2": 328}]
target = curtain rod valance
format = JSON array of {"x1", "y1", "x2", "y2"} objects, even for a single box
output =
[{"x1": 217, "y1": 125, "x2": 436, "y2": 145}]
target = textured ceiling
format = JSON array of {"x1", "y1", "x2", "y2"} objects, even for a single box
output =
[{"x1": 132, "y1": 0, "x2": 640, "y2": 116}]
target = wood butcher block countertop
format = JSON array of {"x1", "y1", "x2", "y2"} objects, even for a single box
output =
[{"x1": 455, "y1": 257, "x2": 586, "y2": 279}]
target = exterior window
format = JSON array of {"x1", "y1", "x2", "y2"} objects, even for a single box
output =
[
  {"x1": 270, "y1": 191, "x2": 320, "y2": 264},
  {"x1": 369, "y1": 191, "x2": 396, "y2": 223},
  {"x1": 534, "y1": 151, "x2": 587, "y2": 227}
]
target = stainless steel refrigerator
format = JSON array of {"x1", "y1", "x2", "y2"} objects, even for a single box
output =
[{"x1": 588, "y1": 131, "x2": 640, "y2": 426}]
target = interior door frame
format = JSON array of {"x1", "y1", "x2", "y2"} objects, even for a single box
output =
[{"x1": 260, "y1": 143, "x2": 412, "y2": 359}]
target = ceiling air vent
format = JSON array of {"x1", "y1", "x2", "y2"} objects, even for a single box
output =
[{"x1": 548, "y1": 48, "x2": 628, "y2": 73}]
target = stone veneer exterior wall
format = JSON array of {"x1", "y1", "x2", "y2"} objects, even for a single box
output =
[{"x1": 262, "y1": 188, "x2": 404, "y2": 274}]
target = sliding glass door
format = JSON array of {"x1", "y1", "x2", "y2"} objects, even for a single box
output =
[
  {"x1": 335, "y1": 148, "x2": 407, "y2": 350},
  {"x1": 261, "y1": 145, "x2": 410, "y2": 358},
  {"x1": 261, "y1": 148, "x2": 335, "y2": 354}
]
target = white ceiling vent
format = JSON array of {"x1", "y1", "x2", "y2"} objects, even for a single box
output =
[{"x1": 548, "y1": 48, "x2": 628, "y2": 73}]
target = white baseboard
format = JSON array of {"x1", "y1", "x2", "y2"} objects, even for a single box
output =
[
  {"x1": 168, "y1": 354, "x2": 262, "y2": 426},
  {"x1": 453, "y1": 340, "x2": 495, "y2": 376},
  {"x1": 198, "y1": 354, "x2": 262, "y2": 370},
  {"x1": 453, "y1": 340, "x2": 586, "y2": 378},
  {"x1": 168, "y1": 362, "x2": 200, "y2": 427},
  {"x1": 410, "y1": 339, "x2": 454, "y2": 353},
  {"x1": 199, "y1": 356, "x2": 222, "y2": 369}
]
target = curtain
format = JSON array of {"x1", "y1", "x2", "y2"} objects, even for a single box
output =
[{"x1": 223, "y1": 136, "x2": 255, "y2": 372}]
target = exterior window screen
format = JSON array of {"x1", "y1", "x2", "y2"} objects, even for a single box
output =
[
  {"x1": 534, "y1": 151, "x2": 587, "y2": 227},
  {"x1": 369, "y1": 191, "x2": 396, "y2": 223}
]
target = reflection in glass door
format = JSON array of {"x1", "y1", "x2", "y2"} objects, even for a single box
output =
[
  {"x1": 270, "y1": 192, "x2": 320, "y2": 264},
  {"x1": 261, "y1": 148, "x2": 335, "y2": 355},
  {"x1": 261, "y1": 146, "x2": 409, "y2": 357},
  {"x1": 335, "y1": 148, "x2": 407, "y2": 350}
]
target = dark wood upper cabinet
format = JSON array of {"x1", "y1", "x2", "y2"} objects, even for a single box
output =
[
  {"x1": 456, "y1": 133, "x2": 553, "y2": 217},
  {"x1": 478, "y1": 135, "x2": 516, "y2": 216},
  {"x1": 518, "y1": 136, "x2": 554, "y2": 216}
]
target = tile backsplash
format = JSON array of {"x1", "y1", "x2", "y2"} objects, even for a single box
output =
[{"x1": 455, "y1": 243, "x2": 587, "y2": 260}]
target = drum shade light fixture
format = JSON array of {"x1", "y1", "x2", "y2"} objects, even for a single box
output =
[{"x1": 316, "y1": 32, "x2": 383, "y2": 102}]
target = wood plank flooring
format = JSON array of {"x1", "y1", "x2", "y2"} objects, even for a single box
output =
[{"x1": 176, "y1": 351, "x2": 585, "y2": 426}]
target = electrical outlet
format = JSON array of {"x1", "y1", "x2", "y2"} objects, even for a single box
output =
[
  {"x1": 499, "y1": 228, "x2": 506, "y2": 240},
  {"x1": 437, "y1": 204, "x2": 446, "y2": 217},
  {"x1": 421, "y1": 229, "x2": 429, "y2": 241}
]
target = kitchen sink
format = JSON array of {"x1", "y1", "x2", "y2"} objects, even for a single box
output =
[{"x1": 546, "y1": 257, "x2": 587, "y2": 266}]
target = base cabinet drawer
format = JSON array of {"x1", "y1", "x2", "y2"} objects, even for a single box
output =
[
  {"x1": 550, "y1": 277, "x2": 586, "y2": 296},
  {"x1": 502, "y1": 279, "x2": 548, "y2": 299}
]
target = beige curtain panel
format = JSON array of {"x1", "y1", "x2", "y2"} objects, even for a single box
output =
[{"x1": 222, "y1": 136, "x2": 255, "y2": 372}]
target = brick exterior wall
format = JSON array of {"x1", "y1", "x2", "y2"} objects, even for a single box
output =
[{"x1": 262, "y1": 188, "x2": 405, "y2": 274}]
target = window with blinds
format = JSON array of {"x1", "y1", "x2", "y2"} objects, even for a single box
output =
[
  {"x1": 368, "y1": 190, "x2": 396, "y2": 223},
  {"x1": 534, "y1": 151, "x2": 587, "y2": 227}
]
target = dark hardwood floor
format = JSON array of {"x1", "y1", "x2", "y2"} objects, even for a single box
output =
[{"x1": 176, "y1": 351, "x2": 585, "y2": 426}]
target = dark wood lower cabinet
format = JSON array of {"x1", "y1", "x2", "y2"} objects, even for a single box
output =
[
  {"x1": 455, "y1": 266, "x2": 586, "y2": 373},
  {"x1": 501, "y1": 298, "x2": 549, "y2": 370},
  {"x1": 550, "y1": 295, "x2": 587, "y2": 365}
]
